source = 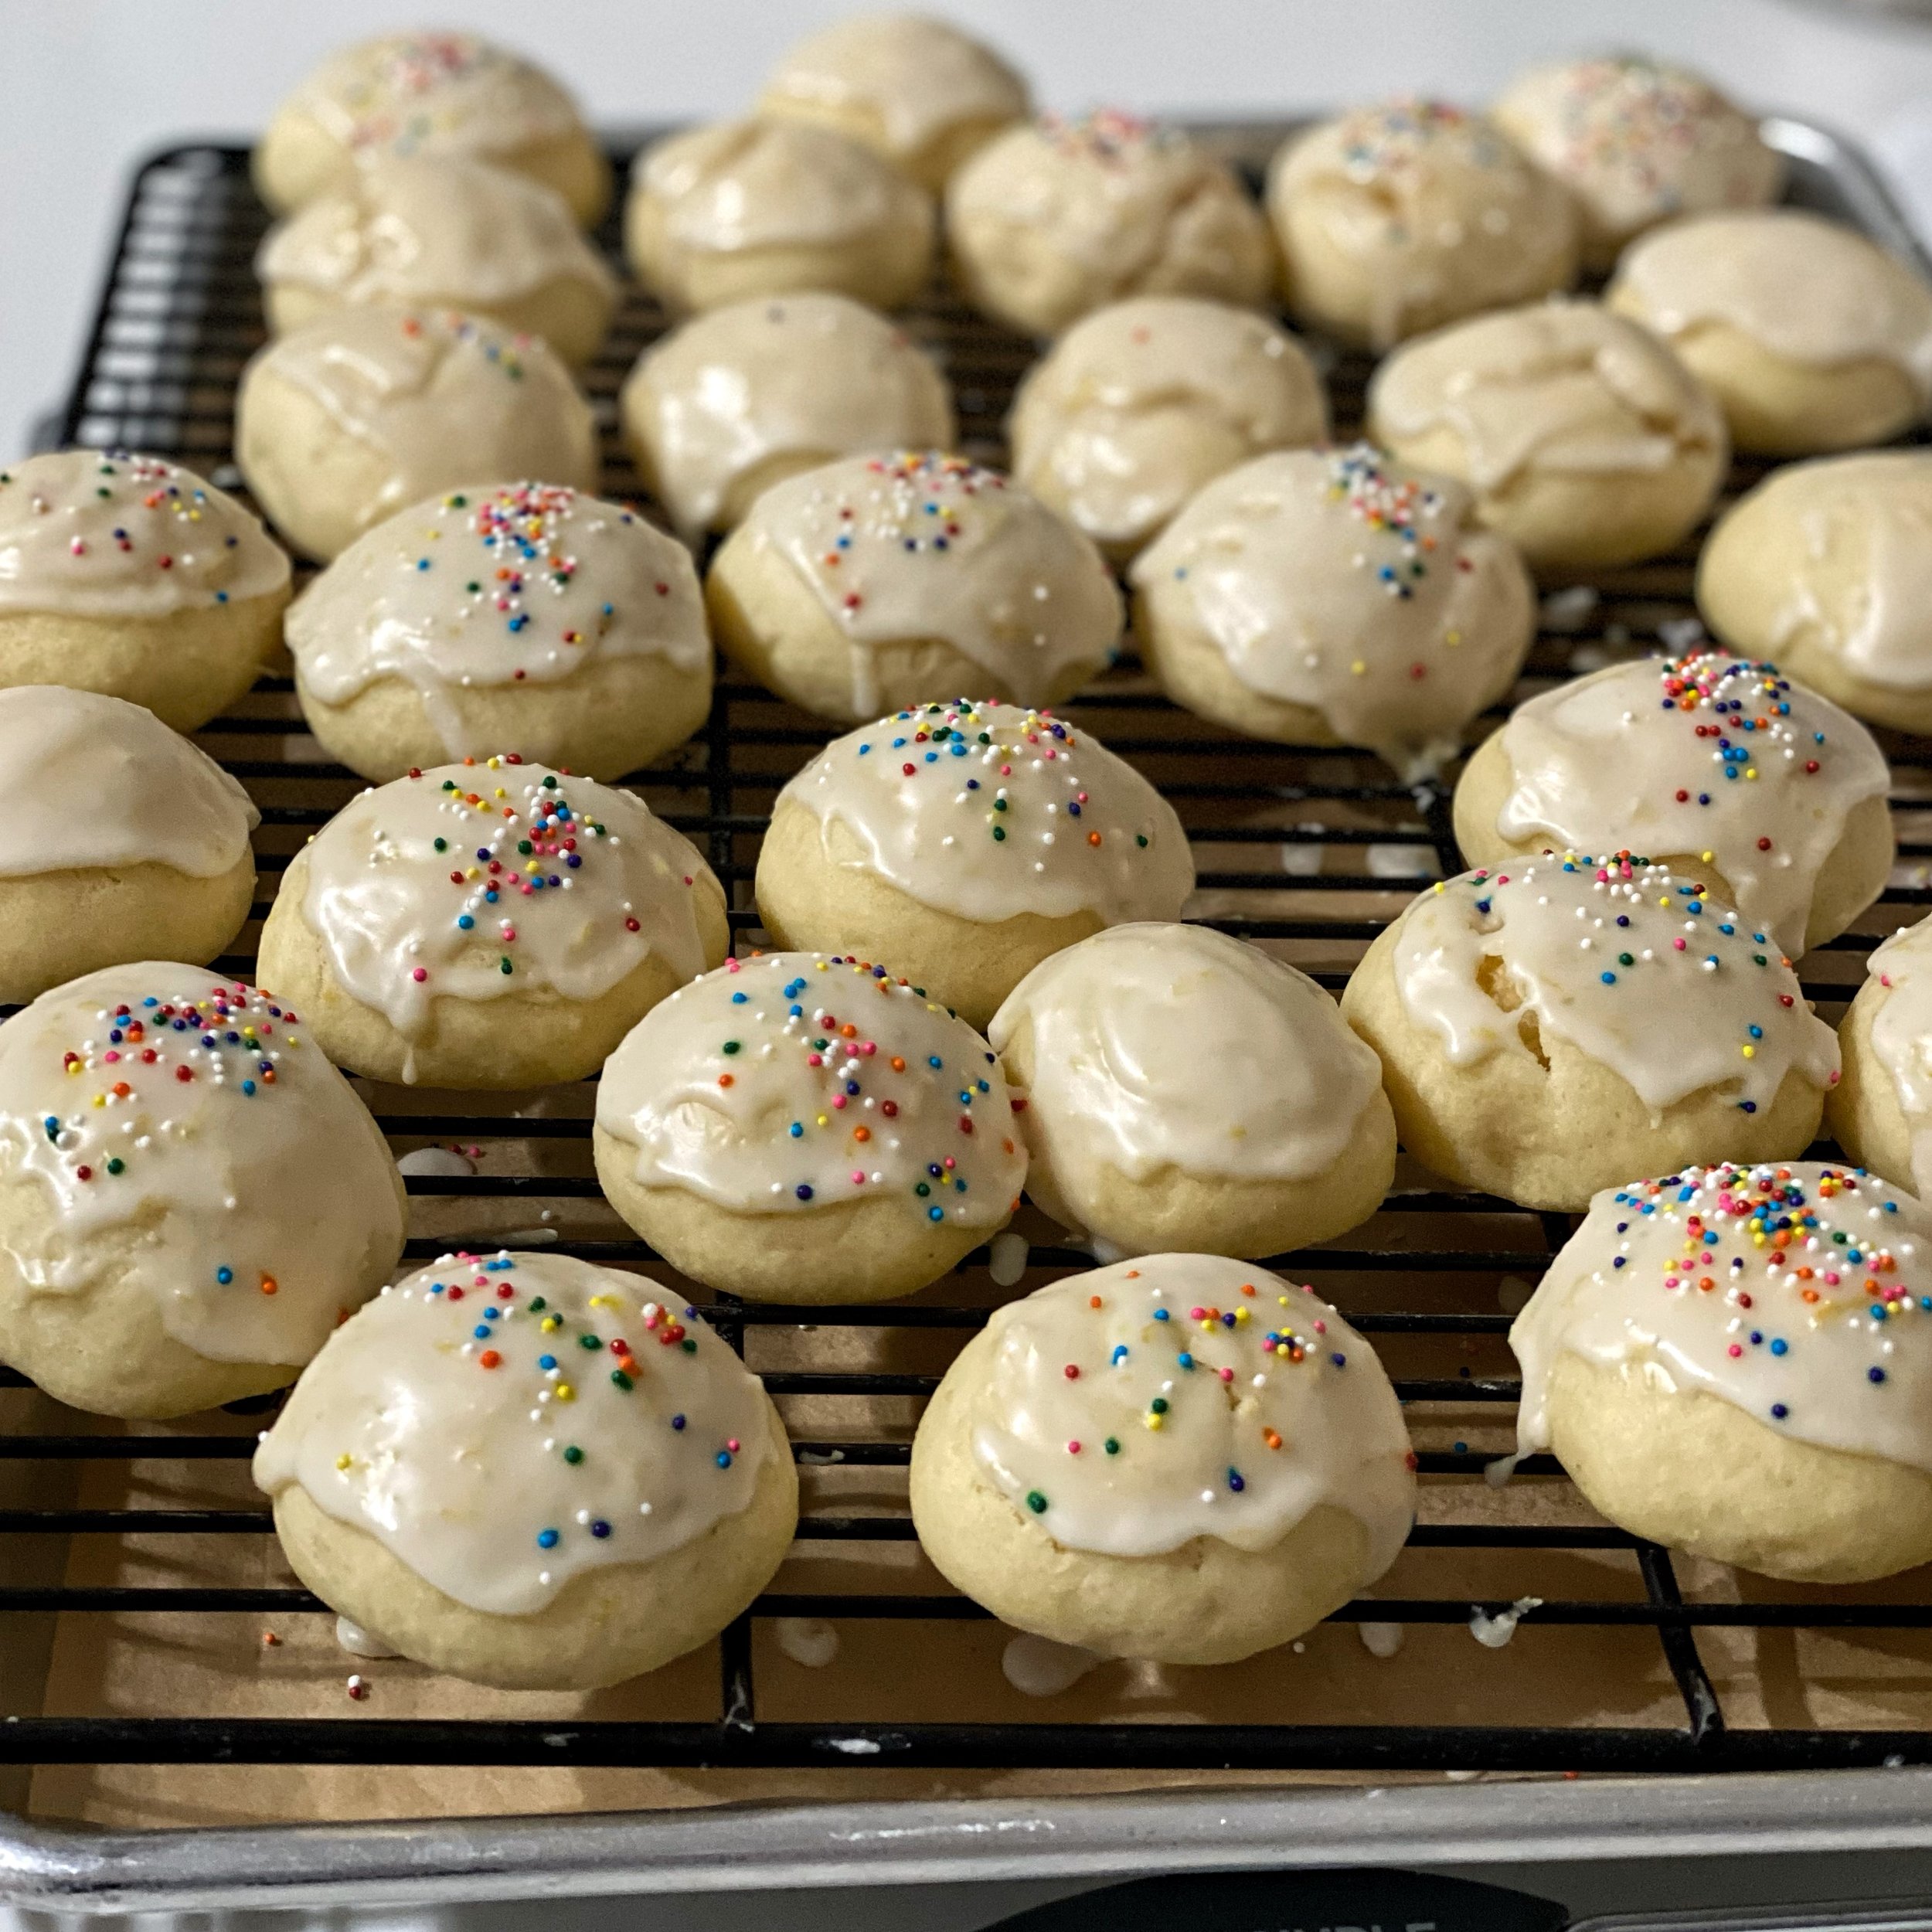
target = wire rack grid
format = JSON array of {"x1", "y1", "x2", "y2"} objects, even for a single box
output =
[{"x1": 6, "y1": 130, "x2": 1932, "y2": 1796}]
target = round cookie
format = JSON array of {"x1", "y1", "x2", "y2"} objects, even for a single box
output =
[
  {"x1": 757, "y1": 15, "x2": 1029, "y2": 192},
  {"x1": 253, "y1": 32, "x2": 611, "y2": 226},
  {"x1": 1607, "y1": 211, "x2": 1932, "y2": 457},
  {"x1": 253, "y1": 1250, "x2": 797, "y2": 1689},
  {"x1": 0, "y1": 688, "x2": 258, "y2": 1002},
  {"x1": 946, "y1": 113, "x2": 1274, "y2": 338},
  {"x1": 1339, "y1": 852, "x2": 1840, "y2": 1212},
  {"x1": 1131, "y1": 445, "x2": 1536, "y2": 778},
  {"x1": 1266, "y1": 98, "x2": 1579, "y2": 352},
  {"x1": 621, "y1": 294, "x2": 955, "y2": 542},
  {"x1": 0, "y1": 451, "x2": 289, "y2": 732},
  {"x1": 910, "y1": 1253, "x2": 1417, "y2": 1664},
  {"x1": 625, "y1": 119, "x2": 935, "y2": 318},
  {"x1": 593, "y1": 951, "x2": 1027, "y2": 1303},
  {"x1": 707, "y1": 452, "x2": 1121, "y2": 723},
  {"x1": 1008, "y1": 297, "x2": 1329, "y2": 562},
  {"x1": 755, "y1": 699, "x2": 1194, "y2": 1029},
  {"x1": 988, "y1": 923, "x2": 1395, "y2": 1258},
  {"x1": 234, "y1": 306, "x2": 599, "y2": 563},
  {"x1": 285, "y1": 483, "x2": 713, "y2": 782},
  {"x1": 256, "y1": 155, "x2": 617, "y2": 369},
  {"x1": 1829, "y1": 915, "x2": 1932, "y2": 1199},
  {"x1": 1512, "y1": 1163, "x2": 1932, "y2": 1584},
  {"x1": 1493, "y1": 57, "x2": 1783, "y2": 271},
  {"x1": 0, "y1": 964, "x2": 405, "y2": 1419},
  {"x1": 1697, "y1": 452, "x2": 1932, "y2": 733},
  {"x1": 1452, "y1": 651, "x2": 1893, "y2": 960},
  {"x1": 256, "y1": 759, "x2": 728, "y2": 1088},
  {"x1": 1366, "y1": 299, "x2": 1728, "y2": 573}
]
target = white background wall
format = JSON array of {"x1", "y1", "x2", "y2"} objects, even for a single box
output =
[{"x1": 10, "y1": 0, "x2": 1932, "y2": 457}]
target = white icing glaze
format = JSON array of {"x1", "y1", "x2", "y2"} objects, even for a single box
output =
[
  {"x1": 1764, "y1": 455, "x2": 1932, "y2": 692},
  {"x1": 1001, "y1": 1632, "x2": 1101, "y2": 1694},
  {"x1": 1863, "y1": 918, "x2": 1932, "y2": 1199},
  {"x1": 0, "y1": 450, "x2": 289, "y2": 619},
  {"x1": 285, "y1": 484, "x2": 706, "y2": 753},
  {"x1": 1131, "y1": 445, "x2": 1535, "y2": 778},
  {"x1": 1495, "y1": 58, "x2": 1779, "y2": 240},
  {"x1": 734, "y1": 454, "x2": 1121, "y2": 715},
  {"x1": 0, "y1": 686, "x2": 258, "y2": 880},
  {"x1": 298, "y1": 760, "x2": 715, "y2": 1053},
  {"x1": 988, "y1": 923, "x2": 1383, "y2": 1190},
  {"x1": 626, "y1": 294, "x2": 954, "y2": 538},
  {"x1": 0, "y1": 964, "x2": 402, "y2": 1363},
  {"x1": 760, "y1": 15, "x2": 1028, "y2": 155},
  {"x1": 950, "y1": 112, "x2": 1257, "y2": 277},
  {"x1": 635, "y1": 119, "x2": 931, "y2": 253},
  {"x1": 1269, "y1": 99, "x2": 1577, "y2": 349},
  {"x1": 1368, "y1": 300, "x2": 1725, "y2": 494},
  {"x1": 252, "y1": 1250, "x2": 775, "y2": 1615},
  {"x1": 595, "y1": 949, "x2": 1026, "y2": 1223},
  {"x1": 1493, "y1": 651, "x2": 1890, "y2": 957},
  {"x1": 1614, "y1": 211, "x2": 1932, "y2": 400},
  {"x1": 245, "y1": 307, "x2": 597, "y2": 538},
  {"x1": 1393, "y1": 853, "x2": 1838, "y2": 1117},
  {"x1": 968, "y1": 1254, "x2": 1416, "y2": 1564},
  {"x1": 287, "y1": 33, "x2": 583, "y2": 162},
  {"x1": 779, "y1": 698, "x2": 1193, "y2": 927},
  {"x1": 1513, "y1": 1162, "x2": 1932, "y2": 1473},
  {"x1": 257, "y1": 154, "x2": 615, "y2": 307},
  {"x1": 1010, "y1": 297, "x2": 1329, "y2": 549}
]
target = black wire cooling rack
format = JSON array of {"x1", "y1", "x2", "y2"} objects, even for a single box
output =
[{"x1": 6, "y1": 133, "x2": 1932, "y2": 1795}]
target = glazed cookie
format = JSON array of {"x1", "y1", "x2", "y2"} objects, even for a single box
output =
[
  {"x1": 1131, "y1": 445, "x2": 1536, "y2": 778},
  {"x1": 0, "y1": 451, "x2": 289, "y2": 731},
  {"x1": 1453, "y1": 651, "x2": 1893, "y2": 959},
  {"x1": 1698, "y1": 452, "x2": 1932, "y2": 733},
  {"x1": 1340, "y1": 852, "x2": 1840, "y2": 1212},
  {"x1": 625, "y1": 119, "x2": 935, "y2": 317},
  {"x1": 1830, "y1": 916, "x2": 1932, "y2": 1199},
  {"x1": 593, "y1": 951, "x2": 1027, "y2": 1303},
  {"x1": 254, "y1": 1250, "x2": 797, "y2": 1689},
  {"x1": 286, "y1": 483, "x2": 712, "y2": 782},
  {"x1": 257, "y1": 155, "x2": 618, "y2": 369},
  {"x1": 621, "y1": 294, "x2": 955, "y2": 542},
  {"x1": 0, "y1": 964, "x2": 405, "y2": 1419},
  {"x1": 1494, "y1": 57, "x2": 1783, "y2": 270},
  {"x1": 946, "y1": 113, "x2": 1274, "y2": 338},
  {"x1": 988, "y1": 924, "x2": 1395, "y2": 1259},
  {"x1": 1607, "y1": 211, "x2": 1932, "y2": 456},
  {"x1": 910, "y1": 1254, "x2": 1416, "y2": 1664},
  {"x1": 1266, "y1": 98, "x2": 1579, "y2": 352},
  {"x1": 1366, "y1": 299, "x2": 1728, "y2": 572},
  {"x1": 256, "y1": 760, "x2": 728, "y2": 1088},
  {"x1": 1512, "y1": 1163, "x2": 1932, "y2": 1584},
  {"x1": 757, "y1": 15, "x2": 1029, "y2": 192},
  {"x1": 0, "y1": 688, "x2": 258, "y2": 1002},
  {"x1": 1008, "y1": 297, "x2": 1329, "y2": 561},
  {"x1": 755, "y1": 699, "x2": 1193, "y2": 1029},
  {"x1": 708, "y1": 452, "x2": 1121, "y2": 723},
  {"x1": 234, "y1": 307, "x2": 599, "y2": 563},
  {"x1": 253, "y1": 32, "x2": 611, "y2": 225}
]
